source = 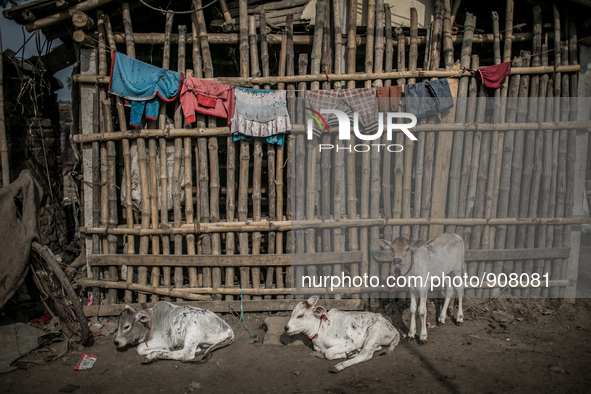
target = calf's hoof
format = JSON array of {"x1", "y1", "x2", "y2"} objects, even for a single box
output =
[
  {"x1": 417, "y1": 339, "x2": 427, "y2": 345},
  {"x1": 141, "y1": 357, "x2": 155, "y2": 364},
  {"x1": 455, "y1": 320, "x2": 463, "y2": 326},
  {"x1": 405, "y1": 335, "x2": 415, "y2": 342},
  {"x1": 329, "y1": 367, "x2": 340, "y2": 374}
]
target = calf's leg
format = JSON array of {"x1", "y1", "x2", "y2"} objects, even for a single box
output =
[
  {"x1": 418, "y1": 296, "x2": 428, "y2": 344},
  {"x1": 324, "y1": 341, "x2": 359, "y2": 360},
  {"x1": 455, "y1": 283, "x2": 464, "y2": 324},
  {"x1": 438, "y1": 283, "x2": 454, "y2": 324},
  {"x1": 408, "y1": 296, "x2": 417, "y2": 339},
  {"x1": 330, "y1": 325, "x2": 383, "y2": 373}
]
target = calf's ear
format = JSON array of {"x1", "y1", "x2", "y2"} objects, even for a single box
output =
[
  {"x1": 313, "y1": 306, "x2": 327, "y2": 317},
  {"x1": 138, "y1": 311, "x2": 151, "y2": 323},
  {"x1": 377, "y1": 239, "x2": 392, "y2": 249},
  {"x1": 307, "y1": 295, "x2": 319, "y2": 307}
]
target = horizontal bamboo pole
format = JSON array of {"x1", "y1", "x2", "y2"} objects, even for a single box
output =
[
  {"x1": 79, "y1": 217, "x2": 591, "y2": 235},
  {"x1": 73, "y1": 64, "x2": 580, "y2": 86},
  {"x1": 83, "y1": 299, "x2": 365, "y2": 316},
  {"x1": 77, "y1": 280, "x2": 212, "y2": 301},
  {"x1": 72, "y1": 120, "x2": 591, "y2": 143},
  {"x1": 106, "y1": 30, "x2": 545, "y2": 47},
  {"x1": 85, "y1": 247, "x2": 570, "y2": 265},
  {"x1": 79, "y1": 279, "x2": 574, "y2": 296},
  {"x1": 375, "y1": 247, "x2": 571, "y2": 262},
  {"x1": 88, "y1": 251, "x2": 363, "y2": 267}
]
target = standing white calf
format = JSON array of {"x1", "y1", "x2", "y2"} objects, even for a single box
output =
[
  {"x1": 285, "y1": 296, "x2": 400, "y2": 373},
  {"x1": 378, "y1": 232, "x2": 466, "y2": 344},
  {"x1": 114, "y1": 301, "x2": 234, "y2": 363}
]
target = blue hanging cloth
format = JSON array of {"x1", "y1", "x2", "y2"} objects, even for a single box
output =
[{"x1": 109, "y1": 51, "x2": 184, "y2": 127}]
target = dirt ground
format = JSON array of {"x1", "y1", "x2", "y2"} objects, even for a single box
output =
[{"x1": 1, "y1": 234, "x2": 591, "y2": 394}]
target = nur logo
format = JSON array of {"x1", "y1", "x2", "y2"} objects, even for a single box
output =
[{"x1": 305, "y1": 109, "x2": 418, "y2": 153}]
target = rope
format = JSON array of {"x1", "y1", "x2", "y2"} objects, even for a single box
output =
[
  {"x1": 138, "y1": 0, "x2": 219, "y2": 15},
  {"x1": 232, "y1": 289, "x2": 257, "y2": 340}
]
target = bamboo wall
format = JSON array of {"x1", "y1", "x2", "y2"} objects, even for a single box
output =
[{"x1": 74, "y1": 0, "x2": 589, "y2": 315}]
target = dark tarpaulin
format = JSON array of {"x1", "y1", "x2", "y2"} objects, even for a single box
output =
[{"x1": 0, "y1": 170, "x2": 43, "y2": 308}]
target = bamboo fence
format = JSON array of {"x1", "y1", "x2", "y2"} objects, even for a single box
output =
[{"x1": 74, "y1": 1, "x2": 588, "y2": 315}]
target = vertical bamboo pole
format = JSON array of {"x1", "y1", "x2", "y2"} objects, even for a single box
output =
[
  {"x1": 306, "y1": 1, "x2": 325, "y2": 294},
  {"x1": 381, "y1": 4, "x2": 393, "y2": 243},
  {"x1": 447, "y1": 13, "x2": 475, "y2": 235},
  {"x1": 91, "y1": 92, "x2": 101, "y2": 304},
  {"x1": 260, "y1": 9, "x2": 274, "y2": 300},
  {"x1": 487, "y1": 11, "x2": 505, "y2": 298},
  {"x1": 461, "y1": 53, "x2": 480, "y2": 240},
  {"x1": 347, "y1": 0, "x2": 357, "y2": 89},
  {"x1": 281, "y1": 27, "x2": 294, "y2": 297},
  {"x1": 383, "y1": 4, "x2": 393, "y2": 89},
  {"x1": 330, "y1": 0, "x2": 344, "y2": 300},
  {"x1": 97, "y1": 12, "x2": 118, "y2": 305},
  {"x1": 186, "y1": 10, "x2": 203, "y2": 296},
  {"x1": 260, "y1": 9, "x2": 270, "y2": 90},
  {"x1": 321, "y1": 1, "x2": 332, "y2": 92},
  {"x1": 463, "y1": 55, "x2": 483, "y2": 298},
  {"x1": 373, "y1": 0, "x2": 384, "y2": 88},
  {"x1": 225, "y1": 130, "x2": 236, "y2": 301},
  {"x1": 551, "y1": 44, "x2": 569, "y2": 298},
  {"x1": 545, "y1": 77, "x2": 558, "y2": 297},
  {"x1": 442, "y1": 0, "x2": 454, "y2": 69},
  {"x1": 364, "y1": 0, "x2": 375, "y2": 89},
  {"x1": 96, "y1": 10, "x2": 110, "y2": 305},
  {"x1": 121, "y1": 2, "x2": 136, "y2": 303},
  {"x1": 103, "y1": 14, "x2": 133, "y2": 303},
  {"x1": 236, "y1": 0, "x2": 251, "y2": 299},
  {"x1": 562, "y1": 18, "x2": 578, "y2": 298},
  {"x1": 532, "y1": 35, "x2": 551, "y2": 298},
  {"x1": 520, "y1": 6, "x2": 544, "y2": 296},
  {"x1": 507, "y1": 53, "x2": 531, "y2": 297},
  {"x1": 248, "y1": 15, "x2": 263, "y2": 300},
  {"x1": 195, "y1": 0, "x2": 216, "y2": 296},
  {"x1": 0, "y1": 26, "x2": 8, "y2": 186},
  {"x1": 418, "y1": 1, "x2": 442, "y2": 242},
  {"x1": 294, "y1": 53, "x2": 307, "y2": 298},
  {"x1": 499, "y1": 0, "x2": 514, "y2": 123},
  {"x1": 412, "y1": 19, "x2": 431, "y2": 242},
  {"x1": 553, "y1": 5, "x2": 562, "y2": 122},
  {"x1": 333, "y1": 0, "x2": 343, "y2": 90},
  {"x1": 238, "y1": 0, "x2": 249, "y2": 78}
]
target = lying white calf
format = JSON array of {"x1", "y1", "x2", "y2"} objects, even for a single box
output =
[
  {"x1": 114, "y1": 301, "x2": 234, "y2": 363},
  {"x1": 285, "y1": 296, "x2": 400, "y2": 373}
]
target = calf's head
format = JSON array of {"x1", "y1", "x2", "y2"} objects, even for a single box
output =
[
  {"x1": 113, "y1": 305, "x2": 151, "y2": 348},
  {"x1": 285, "y1": 296, "x2": 327, "y2": 336},
  {"x1": 377, "y1": 237, "x2": 423, "y2": 271}
]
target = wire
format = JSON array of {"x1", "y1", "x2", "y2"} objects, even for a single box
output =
[{"x1": 138, "y1": 0, "x2": 219, "y2": 14}]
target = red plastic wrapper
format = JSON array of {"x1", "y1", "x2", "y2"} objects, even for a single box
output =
[{"x1": 74, "y1": 353, "x2": 98, "y2": 371}]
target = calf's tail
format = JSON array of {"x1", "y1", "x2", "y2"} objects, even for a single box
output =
[{"x1": 198, "y1": 331, "x2": 235, "y2": 363}]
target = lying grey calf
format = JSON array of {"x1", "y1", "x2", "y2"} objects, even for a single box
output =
[
  {"x1": 114, "y1": 301, "x2": 234, "y2": 364},
  {"x1": 285, "y1": 296, "x2": 400, "y2": 373}
]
